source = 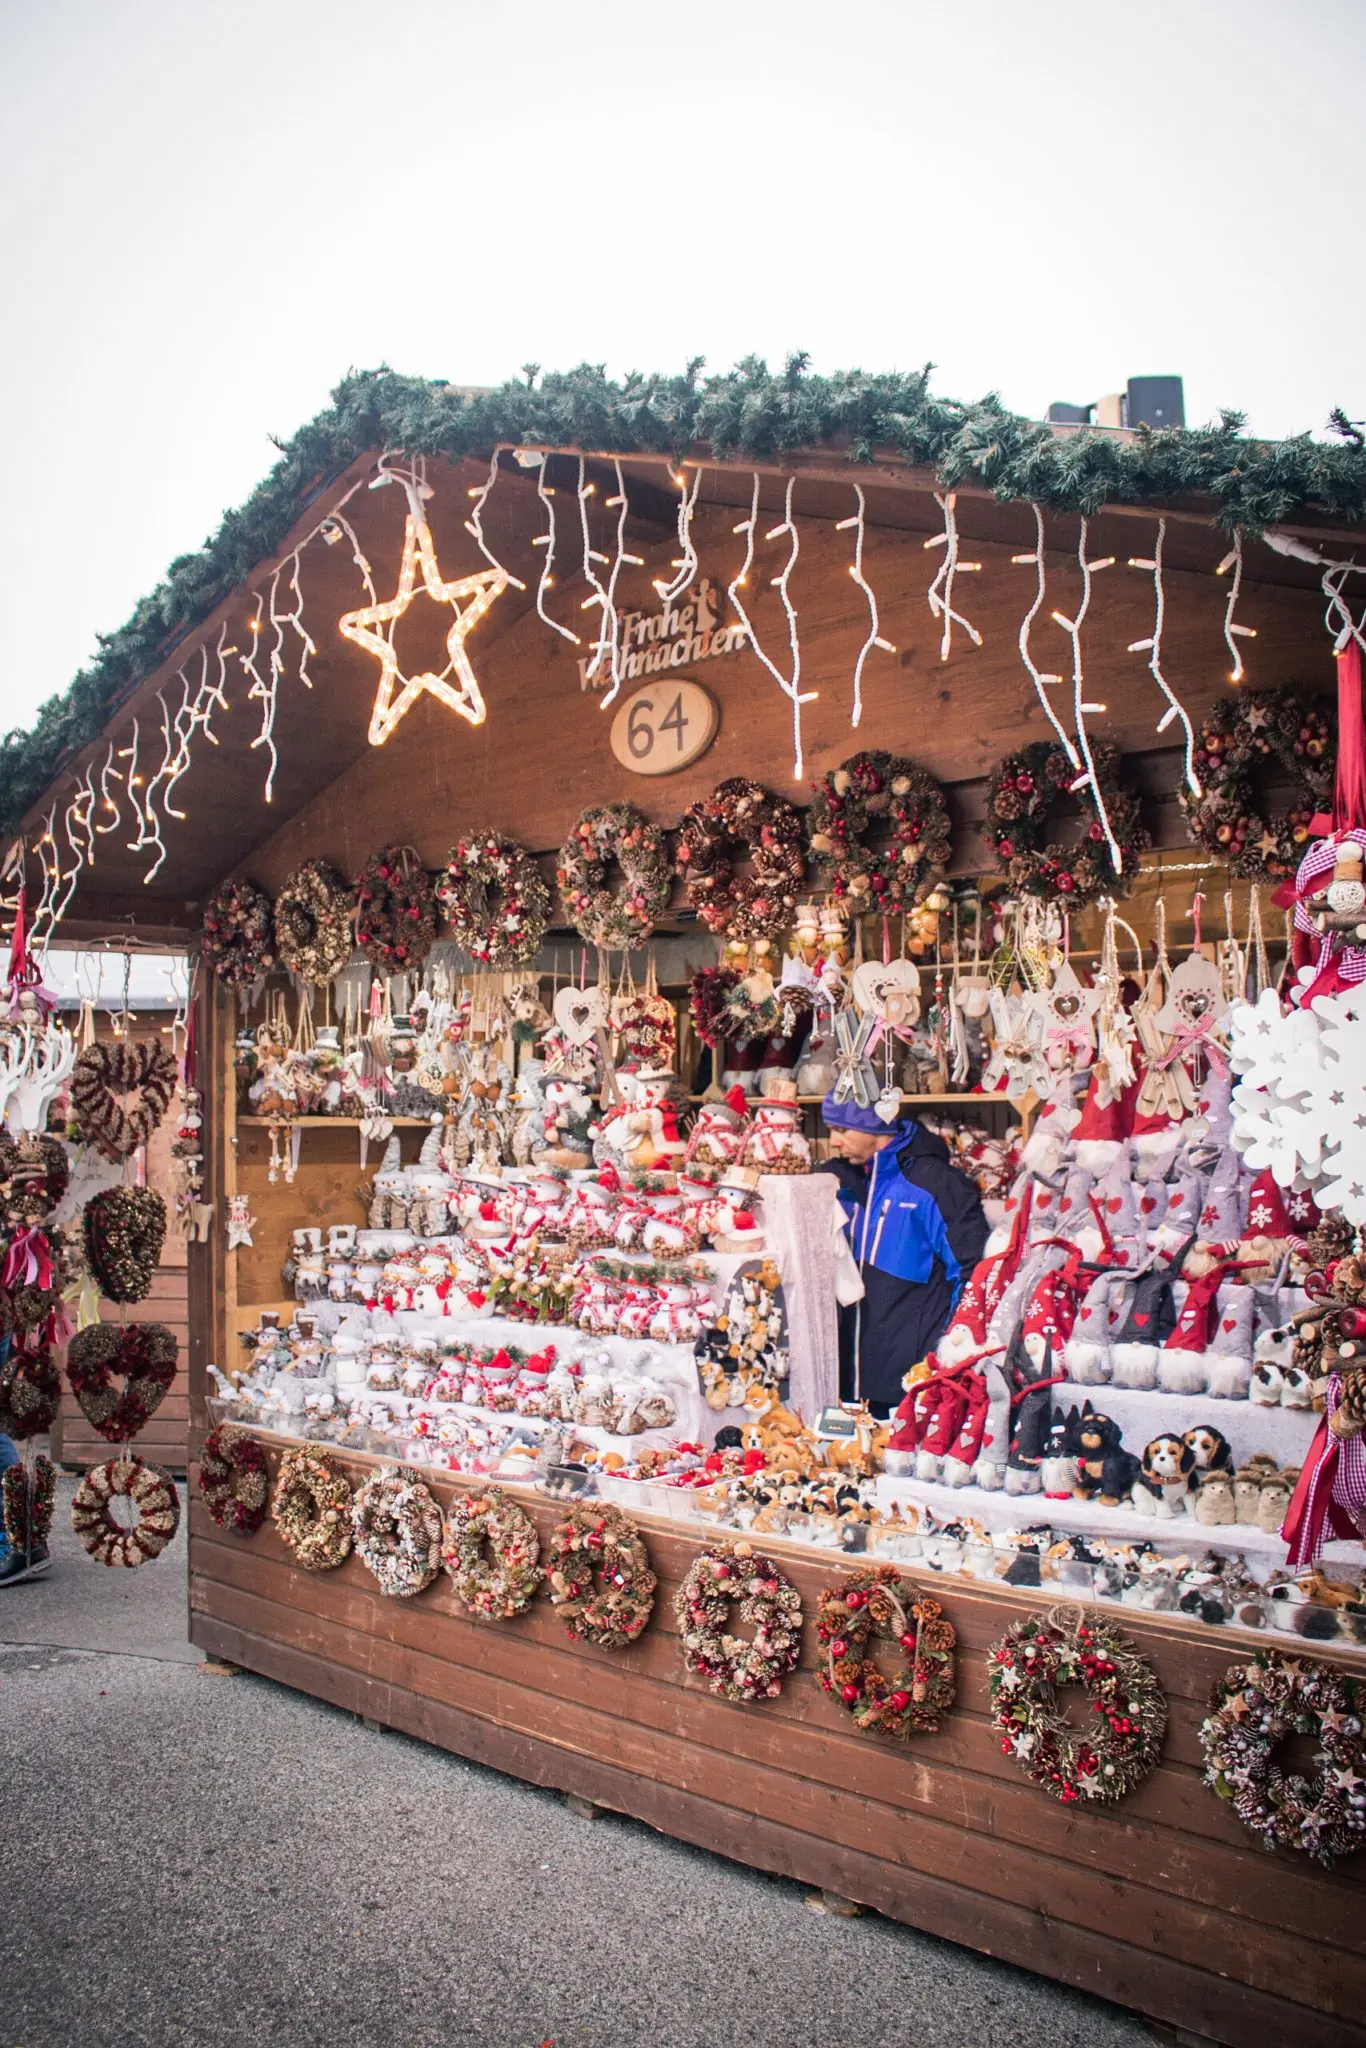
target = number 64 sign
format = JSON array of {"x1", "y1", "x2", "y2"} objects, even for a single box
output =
[{"x1": 609, "y1": 679, "x2": 720, "y2": 778}]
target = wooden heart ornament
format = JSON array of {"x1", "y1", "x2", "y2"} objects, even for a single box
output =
[
  {"x1": 553, "y1": 984, "x2": 609, "y2": 1048},
  {"x1": 65, "y1": 1321, "x2": 177, "y2": 1443},
  {"x1": 851, "y1": 958, "x2": 921, "y2": 1028},
  {"x1": 83, "y1": 1187, "x2": 168, "y2": 1304}
]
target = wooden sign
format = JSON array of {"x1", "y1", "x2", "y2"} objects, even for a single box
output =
[{"x1": 609, "y1": 679, "x2": 719, "y2": 777}]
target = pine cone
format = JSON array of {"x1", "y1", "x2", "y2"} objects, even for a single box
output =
[
  {"x1": 1337, "y1": 1369, "x2": 1366, "y2": 1429},
  {"x1": 1334, "y1": 1254, "x2": 1366, "y2": 1304},
  {"x1": 1308, "y1": 1214, "x2": 1357, "y2": 1272}
]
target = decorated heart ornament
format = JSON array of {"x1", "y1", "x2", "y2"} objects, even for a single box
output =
[
  {"x1": 851, "y1": 957, "x2": 921, "y2": 1027},
  {"x1": 83, "y1": 1187, "x2": 167, "y2": 1304},
  {"x1": 0, "y1": 1133, "x2": 70, "y2": 1222},
  {"x1": 65, "y1": 1321, "x2": 177, "y2": 1443},
  {"x1": 553, "y1": 984, "x2": 609, "y2": 1048}
]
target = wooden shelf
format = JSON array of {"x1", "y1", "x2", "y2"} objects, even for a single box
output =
[
  {"x1": 686, "y1": 1093, "x2": 1020, "y2": 1111},
  {"x1": 236, "y1": 1115, "x2": 436, "y2": 1127}
]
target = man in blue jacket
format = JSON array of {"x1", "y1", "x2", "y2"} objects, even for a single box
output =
[{"x1": 819, "y1": 1093, "x2": 990, "y2": 1415}]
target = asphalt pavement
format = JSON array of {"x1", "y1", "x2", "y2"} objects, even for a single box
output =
[{"x1": 0, "y1": 1474, "x2": 1160, "y2": 2048}]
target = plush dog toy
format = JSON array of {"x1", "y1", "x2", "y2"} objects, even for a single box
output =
[
  {"x1": 1135, "y1": 1432, "x2": 1197, "y2": 1517},
  {"x1": 1072, "y1": 1405, "x2": 1140, "y2": 1507},
  {"x1": 1182, "y1": 1424, "x2": 1233, "y2": 1479}
]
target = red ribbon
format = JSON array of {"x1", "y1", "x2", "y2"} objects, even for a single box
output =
[{"x1": 3, "y1": 1226, "x2": 51, "y2": 1292}]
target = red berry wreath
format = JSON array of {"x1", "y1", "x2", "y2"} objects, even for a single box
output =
[
  {"x1": 1180, "y1": 685, "x2": 1334, "y2": 882},
  {"x1": 985, "y1": 739, "x2": 1148, "y2": 904},
  {"x1": 557, "y1": 802, "x2": 672, "y2": 950},
  {"x1": 815, "y1": 1566, "x2": 956, "y2": 1740},
  {"x1": 355, "y1": 846, "x2": 438, "y2": 973},
  {"x1": 2, "y1": 1451, "x2": 55, "y2": 1555},
  {"x1": 675, "y1": 777, "x2": 806, "y2": 940},
  {"x1": 808, "y1": 751, "x2": 952, "y2": 913},
  {"x1": 439, "y1": 832, "x2": 551, "y2": 968},
  {"x1": 198, "y1": 1425, "x2": 270, "y2": 1535},
  {"x1": 546, "y1": 1501, "x2": 656, "y2": 1650},
  {"x1": 987, "y1": 1606, "x2": 1166, "y2": 1805},
  {"x1": 202, "y1": 879, "x2": 275, "y2": 989},
  {"x1": 65, "y1": 1321, "x2": 178, "y2": 1443}
]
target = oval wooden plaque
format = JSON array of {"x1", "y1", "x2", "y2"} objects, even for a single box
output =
[{"x1": 609, "y1": 679, "x2": 720, "y2": 778}]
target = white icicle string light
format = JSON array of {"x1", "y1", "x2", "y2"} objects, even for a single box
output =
[
  {"x1": 47, "y1": 794, "x2": 86, "y2": 936},
  {"x1": 924, "y1": 490, "x2": 983, "y2": 660},
  {"x1": 275, "y1": 548, "x2": 317, "y2": 687},
  {"x1": 464, "y1": 446, "x2": 527, "y2": 592},
  {"x1": 654, "y1": 465, "x2": 702, "y2": 608},
  {"x1": 575, "y1": 457, "x2": 616, "y2": 693},
  {"x1": 595, "y1": 459, "x2": 646, "y2": 710},
  {"x1": 1215, "y1": 527, "x2": 1257, "y2": 682},
  {"x1": 95, "y1": 740, "x2": 122, "y2": 838},
  {"x1": 725, "y1": 472, "x2": 817, "y2": 781},
  {"x1": 529, "y1": 455, "x2": 580, "y2": 645},
  {"x1": 120, "y1": 719, "x2": 150, "y2": 851},
  {"x1": 835, "y1": 483, "x2": 894, "y2": 727},
  {"x1": 1052, "y1": 516, "x2": 1123, "y2": 872},
  {"x1": 1010, "y1": 504, "x2": 1079, "y2": 767},
  {"x1": 29, "y1": 809, "x2": 58, "y2": 952},
  {"x1": 1259, "y1": 527, "x2": 1366, "y2": 656},
  {"x1": 135, "y1": 687, "x2": 176, "y2": 881},
  {"x1": 239, "y1": 589, "x2": 280, "y2": 801},
  {"x1": 1127, "y1": 518, "x2": 1201, "y2": 795}
]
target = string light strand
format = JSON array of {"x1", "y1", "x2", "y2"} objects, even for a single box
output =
[
  {"x1": 1011, "y1": 504, "x2": 1079, "y2": 766},
  {"x1": 1215, "y1": 527, "x2": 1257, "y2": 682},
  {"x1": 1127, "y1": 517, "x2": 1201, "y2": 795},
  {"x1": 924, "y1": 491, "x2": 983, "y2": 660},
  {"x1": 1052, "y1": 516, "x2": 1123, "y2": 871},
  {"x1": 530, "y1": 456, "x2": 580, "y2": 645},
  {"x1": 726, "y1": 473, "x2": 817, "y2": 781},
  {"x1": 835, "y1": 483, "x2": 894, "y2": 727}
]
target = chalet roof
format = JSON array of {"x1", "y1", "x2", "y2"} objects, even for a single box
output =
[{"x1": 7, "y1": 358, "x2": 1366, "y2": 844}]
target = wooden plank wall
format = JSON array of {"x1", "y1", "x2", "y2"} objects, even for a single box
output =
[{"x1": 188, "y1": 1438, "x2": 1366, "y2": 2048}]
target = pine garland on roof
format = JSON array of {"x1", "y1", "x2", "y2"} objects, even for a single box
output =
[{"x1": 5, "y1": 355, "x2": 1365, "y2": 838}]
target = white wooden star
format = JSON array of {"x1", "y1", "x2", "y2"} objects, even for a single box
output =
[{"x1": 340, "y1": 506, "x2": 508, "y2": 746}]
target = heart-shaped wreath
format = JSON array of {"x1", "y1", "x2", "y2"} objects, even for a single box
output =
[
  {"x1": 83, "y1": 1186, "x2": 168, "y2": 1303},
  {"x1": 71, "y1": 1038, "x2": 178, "y2": 1162},
  {"x1": 65, "y1": 1321, "x2": 178, "y2": 1442},
  {"x1": 0, "y1": 1338, "x2": 61, "y2": 1439},
  {"x1": 0, "y1": 1133, "x2": 70, "y2": 1222}
]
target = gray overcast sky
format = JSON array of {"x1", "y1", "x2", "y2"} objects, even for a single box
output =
[{"x1": 2, "y1": 0, "x2": 1363, "y2": 732}]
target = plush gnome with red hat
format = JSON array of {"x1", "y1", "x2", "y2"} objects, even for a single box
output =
[
  {"x1": 1286, "y1": 639, "x2": 1366, "y2": 1005},
  {"x1": 937, "y1": 1185, "x2": 1035, "y2": 1368}
]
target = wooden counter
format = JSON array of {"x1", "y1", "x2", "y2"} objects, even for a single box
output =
[{"x1": 187, "y1": 1435, "x2": 1366, "y2": 2048}]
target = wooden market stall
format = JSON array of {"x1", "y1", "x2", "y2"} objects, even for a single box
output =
[{"x1": 16, "y1": 366, "x2": 1366, "y2": 2047}]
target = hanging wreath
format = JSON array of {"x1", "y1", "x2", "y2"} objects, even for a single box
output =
[
  {"x1": 675, "y1": 1542, "x2": 804, "y2": 1702},
  {"x1": 202, "y1": 878, "x2": 275, "y2": 988},
  {"x1": 355, "y1": 846, "x2": 438, "y2": 973},
  {"x1": 557, "y1": 803, "x2": 673, "y2": 950},
  {"x1": 441, "y1": 1484, "x2": 543, "y2": 1618},
  {"x1": 675, "y1": 777, "x2": 806, "y2": 940},
  {"x1": 0, "y1": 1338, "x2": 60, "y2": 1439},
  {"x1": 439, "y1": 832, "x2": 552, "y2": 967},
  {"x1": 198, "y1": 1425, "x2": 270, "y2": 1535},
  {"x1": 274, "y1": 859, "x2": 355, "y2": 982},
  {"x1": 351, "y1": 1463, "x2": 443, "y2": 1597},
  {"x1": 71, "y1": 1454, "x2": 180, "y2": 1568},
  {"x1": 2, "y1": 1452, "x2": 55, "y2": 1554},
  {"x1": 0, "y1": 1223, "x2": 72, "y2": 1339},
  {"x1": 987, "y1": 1606, "x2": 1167, "y2": 1805},
  {"x1": 272, "y1": 1447, "x2": 354, "y2": 1572},
  {"x1": 1201, "y1": 1649, "x2": 1366, "y2": 1866},
  {"x1": 985, "y1": 740, "x2": 1149, "y2": 904},
  {"x1": 808, "y1": 751, "x2": 952, "y2": 913},
  {"x1": 1180, "y1": 686, "x2": 1334, "y2": 882},
  {"x1": 0, "y1": 1133, "x2": 70, "y2": 1222},
  {"x1": 70, "y1": 1039, "x2": 178, "y2": 1162},
  {"x1": 82, "y1": 1186, "x2": 167, "y2": 1302},
  {"x1": 546, "y1": 1501, "x2": 656, "y2": 1650},
  {"x1": 65, "y1": 1321, "x2": 177, "y2": 1443},
  {"x1": 815, "y1": 1566, "x2": 956, "y2": 1740}
]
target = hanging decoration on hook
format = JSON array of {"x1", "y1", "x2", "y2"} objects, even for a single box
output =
[{"x1": 341, "y1": 462, "x2": 510, "y2": 746}]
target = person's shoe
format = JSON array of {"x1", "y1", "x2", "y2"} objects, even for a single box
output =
[{"x1": 0, "y1": 1543, "x2": 49, "y2": 1586}]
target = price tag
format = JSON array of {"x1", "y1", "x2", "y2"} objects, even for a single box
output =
[{"x1": 609, "y1": 679, "x2": 719, "y2": 777}]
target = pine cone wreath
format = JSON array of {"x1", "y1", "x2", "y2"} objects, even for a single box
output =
[{"x1": 83, "y1": 1188, "x2": 167, "y2": 1304}]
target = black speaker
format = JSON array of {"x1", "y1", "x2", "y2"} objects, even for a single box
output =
[{"x1": 1126, "y1": 376, "x2": 1185, "y2": 430}]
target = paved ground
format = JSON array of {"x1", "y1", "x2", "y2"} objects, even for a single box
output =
[{"x1": 0, "y1": 1477, "x2": 1160, "y2": 2048}]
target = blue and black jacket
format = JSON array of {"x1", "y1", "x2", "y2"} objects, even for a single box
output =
[{"x1": 820, "y1": 1121, "x2": 990, "y2": 1411}]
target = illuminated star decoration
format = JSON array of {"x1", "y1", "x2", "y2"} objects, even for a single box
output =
[{"x1": 340, "y1": 475, "x2": 508, "y2": 746}]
